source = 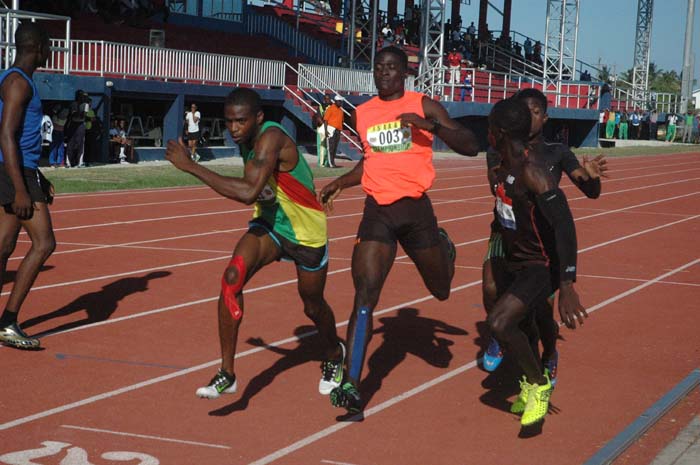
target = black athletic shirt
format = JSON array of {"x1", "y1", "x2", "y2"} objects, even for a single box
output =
[
  {"x1": 493, "y1": 153, "x2": 559, "y2": 273},
  {"x1": 488, "y1": 139, "x2": 581, "y2": 233}
]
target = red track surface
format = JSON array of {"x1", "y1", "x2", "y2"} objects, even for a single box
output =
[{"x1": 0, "y1": 153, "x2": 698, "y2": 465}]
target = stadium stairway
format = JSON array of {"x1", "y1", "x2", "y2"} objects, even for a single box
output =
[{"x1": 283, "y1": 84, "x2": 362, "y2": 160}]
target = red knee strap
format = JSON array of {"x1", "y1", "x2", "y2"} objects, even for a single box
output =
[{"x1": 221, "y1": 256, "x2": 246, "y2": 320}]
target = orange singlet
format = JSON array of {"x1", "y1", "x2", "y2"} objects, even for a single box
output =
[{"x1": 355, "y1": 91, "x2": 434, "y2": 205}]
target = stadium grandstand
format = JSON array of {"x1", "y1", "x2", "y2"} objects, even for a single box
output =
[{"x1": 0, "y1": 0, "x2": 683, "y2": 163}]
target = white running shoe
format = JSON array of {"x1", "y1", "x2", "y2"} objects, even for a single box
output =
[{"x1": 196, "y1": 369, "x2": 237, "y2": 399}]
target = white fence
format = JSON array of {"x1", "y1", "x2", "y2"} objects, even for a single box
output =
[
  {"x1": 42, "y1": 39, "x2": 286, "y2": 87},
  {"x1": 298, "y1": 64, "x2": 415, "y2": 94}
]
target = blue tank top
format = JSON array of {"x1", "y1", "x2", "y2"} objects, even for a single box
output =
[{"x1": 0, "y1": 68, "x2": 42, "y2": 169}]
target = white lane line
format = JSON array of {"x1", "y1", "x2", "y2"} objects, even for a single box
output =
[
  {"x1": 60, "y1": 424, "x2": 231, "y2": 449},
  {"x1": 0, "y1": 256, "x2": 229, "y2": 297},
  {"x1": 26, "y1": 198, "x2": 699, "y2": 334},
  {"x1": 579, "y1": 215, "x2": 700, "y2": 252},
  {"x1": 578, "y1": 273, "x2": 700, "y2": 287},
  {"x1": 1, "y1": 211, "x2": 695, "y2": 431},
  {"x1": 246, "y1": 259, "x2": 700, "y2": 465},
  {"x1": 0, "y1": 280, "x2": 483, "y2": 431}
]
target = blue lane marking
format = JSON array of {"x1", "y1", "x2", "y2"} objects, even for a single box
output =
[
  {"x1": 55, "y1": 353, "x2": 187, "y2": 370},
  {"x1": 583, "y1": 368, "x2": 700, "y2": 465},
  {"x1": 349, "y1": 306, "x2": 370, "y2": 382}
]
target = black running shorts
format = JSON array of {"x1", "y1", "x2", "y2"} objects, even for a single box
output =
[
  {"x1": 501, "y1": 264, "x2": 554, "y2": 309},
  {"x1": 0, "y1": 164, "x2": 53, "y2": 209},
  {"x1": 356, "y1": 194, "x2": 441, "y2": 250}
]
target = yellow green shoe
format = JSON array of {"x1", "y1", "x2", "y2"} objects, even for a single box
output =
[
  {"x1": 510, "y1": 376, "x2": 531, "y2": 414},
  {"x1": 521, "y1": 373, "x2": 553, "y2": 426}
]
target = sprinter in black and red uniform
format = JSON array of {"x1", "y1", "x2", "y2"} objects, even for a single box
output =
[{"x1": 487, "y1": 97, "x2": 587, "y2": 427}]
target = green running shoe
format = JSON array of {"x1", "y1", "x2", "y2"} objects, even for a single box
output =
[
  {"x1": 510, "y1": 375, "x2": 530, "y2": 414},
  {"x1": 0, "y1": 322, "x2": 40, "y2": 350},
  {"x1": 330, "y1": 382, "x2": 362, "y2": 413},
  {"x1": 521, "y1": 373, "x2": 553, "y2": 426}
]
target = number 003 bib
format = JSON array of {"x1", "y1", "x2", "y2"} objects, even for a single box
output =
[{"x1": 355, "y1": 91, "x2": 435, "y2": 206}]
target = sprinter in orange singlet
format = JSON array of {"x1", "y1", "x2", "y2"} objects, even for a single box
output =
[{"x1": 318, "y1": 46, "x2": 479, "y2": 414}]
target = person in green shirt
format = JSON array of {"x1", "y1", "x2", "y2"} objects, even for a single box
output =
[{"x1": 682, "y1": 111, "x2": 695, "y2": 143}]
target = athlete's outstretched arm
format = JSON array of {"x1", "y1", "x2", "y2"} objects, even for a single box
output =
[
  {"x1": 523, "y1": 163, "x2": 587, "y2": 329},
  {"x1": 165, "y1": 129, "x2": 282, "y2": 205},
  {"x1": 397, "y1": 96, "x2": 478, "y2": 156},
  {"x1": 564, "y1": 152, "x2": 608, "y2": 199}
]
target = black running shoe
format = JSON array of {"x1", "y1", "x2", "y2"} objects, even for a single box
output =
[
  {"x1": 0, "y1": 322, "x2": 40, "y2": 350},
  {"x1": 330, "y1": 382, "x2": 362, "y2": 413}
]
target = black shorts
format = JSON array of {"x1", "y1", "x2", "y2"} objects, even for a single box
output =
[
  {"x1": 499, "y1": 264, "x2": 554, "y2": 309},
  {"x1": 249, "y1": 218, "x2": 329, "y2": 272},
  {"x1": 187, "y1": 131, "x2": 200, "y2": 142},
  {"x1": 0, "y1": 164, "x2": 53, "y2": 209},
  {"x1": 356, "y1": 194, "x2": 441, "y2": 251}
]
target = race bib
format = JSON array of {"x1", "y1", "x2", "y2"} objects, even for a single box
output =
[
  {"x1": 366, "y1": 121, "x2": 412, "y2": 153},
  {"x1": 495, "y1": 183, "x2": 516, "y2": 230},
  {"x1": 257, "y1": 184, "x2": 276, "y2": 203}
]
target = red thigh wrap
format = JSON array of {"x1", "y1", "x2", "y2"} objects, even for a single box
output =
[{"x1": 221, "y1": 256, "x2": 246, "y2": 320}]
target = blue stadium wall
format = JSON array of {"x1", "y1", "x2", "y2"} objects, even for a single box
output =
[{"x1": 36, "y1": 73, "x2": 601, "y2": 164}]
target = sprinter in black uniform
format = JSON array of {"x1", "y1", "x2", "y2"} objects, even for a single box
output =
[
  {"x1": 481, "y1": 89, "x2": 607, "y2": 382},
  {"x1": 487, "y1": 97, "x2": 587, "y2": 426}
]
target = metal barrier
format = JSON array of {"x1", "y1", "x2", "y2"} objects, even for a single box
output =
[
  {"x1": 298, "y1": 63, "x2": 414, "y2": 94},
  {"x1": 246, "y1": 14, "x2": 339, "y2": 66},
  {"x1": 0, "y1": 8, "x2": 70, "y2": 73},
  {"x1": 41, "y1": 39, "x2": 286, "y2": 87}
]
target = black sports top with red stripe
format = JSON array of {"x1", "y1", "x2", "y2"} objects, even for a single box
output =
[{"x1": 493, "y1": 155, "x2": 558, "y2": 272}]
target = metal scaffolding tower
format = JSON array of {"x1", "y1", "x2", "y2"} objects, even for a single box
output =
[
  {"x1": 680, "y1": 0, "x2": 695, "y2": 114},
  {"x1": 417, "y1": 0, "x2": 446, "y2": 97},
  {"x1": 342, "y1": 0, "x2": 377, "y2": 69},
  {"x1": 543, "y1": 0, "x2": 579, "y2": 104},
  {"x1": 631, "y1": 0, "x2": 654, "y2": 109}
]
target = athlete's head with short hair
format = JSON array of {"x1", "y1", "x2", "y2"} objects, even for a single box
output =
[
  {"x1": 515, "y1": 88, "x2": 548, "y2": 139},
  {"x1": 14, "y1": 21, "x2": 50, "y2": 68},
  {"x1": 374, "y1": 46, "x2": 409, "y2": 99},
  {"x1": 223, "y1": 88, "x2": 264, "y2": 145},
  {"x1": 488, "y1": 97, "x2": 532, "y2": 154}
]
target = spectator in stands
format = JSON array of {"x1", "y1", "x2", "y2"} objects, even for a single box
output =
[
  {"x1": 682, "y1": 110, "x2": 695, "y2": 143},
  {"x1": 580, "y1": 70, "x2": 591, "y2": 81},
  {"x1": 665, "y1": 113, "x2": 678, "y2": 142},
  {"x1": 618, "y1": 111, "x2": 628, "y2": 140},
  {"x1": 649, "y1": 110, "x2": 658, "y2": 140},
  {"x1": 614, "y1": 110, "x2": 621, "y2": 138},
  {"x1": 110, "y1": 119, "x2": 133, "y2": 164},
  {"x1": 447, "y1": 47, "x2": 462, "y2": 85},
  {"x1": 460, "y1": 63, "x2": 473, "y2": 102},
  {"x1": 315, "y1": 94, "x2": 332, "y2": 167},
  {"x1": 467, "y1": 21, "x2": 476, "y2": 37},
  {"x1": 523, "y1": 37, "x2": 533, "y2": 61},
  {"x1": 605, "y1": 109, "x2": 616, "y2": 139},
  {"x1": 323, "y1": 95, "x2": 344, "y2": 168},
  {"x1": 84, "y1": 97, "x2": 99, "y2": 167},
  {"x1": 185, "y1": 103, "x2": 201, "y2": 162},
  {"x1": 49, "y1": 105, "x2": 67, "y2": 168},
  {"x1": 65, "y1": 90, "x2": 89, "y2": 168},
  {"x1": 630, "y1": 110, "x2": 641, "y2": 139},
  {"x1": 693, "y1": 112, "x2": 700, "y2": 144},
  {"x1": 533, "y1": 41, "x2": 543, "y2": 65}
]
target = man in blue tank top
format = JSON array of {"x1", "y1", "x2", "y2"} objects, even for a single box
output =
[{"x1": 0, "y1": 22, "x2": 56, "y2": 350}]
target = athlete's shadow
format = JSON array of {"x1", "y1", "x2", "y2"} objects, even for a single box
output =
[
  {"x1": 209, "y1": 325, "x2": 321, "y2": 416},
  {"x1": 2, "y1": 265, "x2": 54, "y2": 285},
  {"x1": 359, "y1": 307, "x2": 468, "y2": 408},
  {"x1": 22, "y1": 271, "x2": 171, "y2": 336}
]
